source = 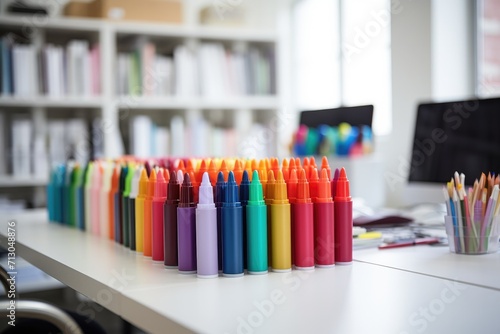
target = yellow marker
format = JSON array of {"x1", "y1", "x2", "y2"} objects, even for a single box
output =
[
  {"x1": 266, "y1": 170, "x2": 276, "y2": 263},
  {"x1": 271, "y1": 170, "x2": 291, "y2": 272},
  {"x1": 135, "y1": 168, "x2": 148, "y2": 252}
]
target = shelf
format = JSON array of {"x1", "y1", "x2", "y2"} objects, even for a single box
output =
[
  {"x1": 113, "y1": 22, "x2": 277, "y2": 42},
  {"x1": 0, "y1": 96, "x2": 104, "y2": 108},
  {"x1": 0, "y1": 176, "x2": 48, "y2": 187},
  {"x1": 0, "y1": 15, "x2": 103, "y2": 32},
  {"x1": 116, "y1": 96, "x2": 278, "y2": 110}
]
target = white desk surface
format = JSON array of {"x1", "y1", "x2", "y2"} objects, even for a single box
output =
[
  {"x1": 2, "y1": 213, "x2": 500, "y2": 333},
  {"x1": 354, "y1": 245, "x2": 500, "y2": 291}
]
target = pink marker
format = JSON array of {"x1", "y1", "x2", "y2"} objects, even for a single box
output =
[{"x1": 91, "y1": 163, "x2": 102, "y2": 236}]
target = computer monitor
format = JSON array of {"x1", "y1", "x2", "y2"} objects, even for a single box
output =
[
  {"x1": 405, "y1": 97, "x2": 500, "y2": 204},
  {"x1": 299, "y1": 105, "x2": 373, "y2": 128}
]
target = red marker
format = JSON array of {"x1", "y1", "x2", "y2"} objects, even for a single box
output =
[
  {"x1": 177, "y1": 159, "x2": 186, "y2": 174},
  {"x1": 189, "y1": 171, "x2": 199, "y2": 204},
  {"x1": 293, "y1": 169, "x2": 314, "y2": 270},
  {"x1": 331, "y1": 168, "x2": 340, "y2": 198},
  {"x1": 314, "y1": 168, "x2": 335, "y2": 267},
  {"x1": 208, "y1": 160, "x2": 218, "y2": 186},
  {"x1": 295, "y1": 157, "x2": 301, "y2": 169},
  {"x1": 152, "y1": 168, "x2": 168, "y2": 262},
  {"x1": 334, "y1": 168, "x2": 352, "y2": 264},
  {"x1": 288, "y1": 168, "x2": 298, "y2": 265},
  {"x1": 281, "y1": 158, "x2": 289, "y2": 182},
  {"x1": 288, "y1": 158, "x2": 296, "y2": 176},
  {"x1": 309, "y1": 156, "x2": 317, "y2": 171},
  {"x1": 303, "y1": 157, "x2": 310, "y2": 179}
]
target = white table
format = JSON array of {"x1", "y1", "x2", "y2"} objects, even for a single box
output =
[
  {"x1": 354, "y1": 245, "x2": 500, "y2": 291},
  {"x1": 2, "y1": 213, "x2": 500, "y2": 333}
]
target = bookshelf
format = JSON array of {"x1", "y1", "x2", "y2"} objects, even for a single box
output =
[{"x1": 0, "y1": 12, "x2": 288, "y2": 208}]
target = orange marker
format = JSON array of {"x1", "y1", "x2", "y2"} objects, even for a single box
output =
[
  {"x1": 177, "y1": 159, "x2": 186, "y2": 174},
  {"x1": 258, "y1": 159, "x2": 267, "y2": 175},
  {"x1": 197, "y1": 159, "x2": 208, "y2": 183},
  {"x1": 303, "y1": 157, "x2": 310, "y2": 179},
  {"x1": 219, "y1": 160, "x2": 229, "y2": 182},
  {"x1": 309, "y1": 167, "x2": 319, "y2": 200},
  {"x1": 295, "y1": 157, "x2": 301, "y2": 169},
  {"x1": 259, "y1": 168, "x2": 268, "y2": 198},
  {"x1": 321, "y1": 156, "x2": 331, "y2": 180},
  {"x1": 186, "y1": 159, "x2": 195, "y2": 175},
  {"x1": 135, "y1": 168, "x2": 148, "y2": 252},
  {"x1": 310, "y1": 156, "x2": 317, "y2": 170},
  {"x1": 287, "y1": 168, "x2": 298, "y2": 203},
  {"x1": 143, "y1": 169, "x2": 156, "y2": 257},
  {"x1": 271, "y1": 158, "x2": 280, "y2": 178},
  {"x1": 233, "y1": 159, "x2": 244, "y2": 185},
  {"x1": 244, "y1": 159, "x2": 253, "y2": 178},
  {"x1": 289, "y1": 158, "x2": 296, "y2": 174},
  {"x1": 265, "y1": 158, "x2": 271, "y2": 172},
  {"x1": 251, "y1": 159, "x2": 259, "y2": 174},
  {"x1": 281, "y1": 158, "x2": 289, "y2": 182},
  {"x1": 189, "y1": 171, "x2": 199, "y2": 203},
  {"x1": 208, "y1": 160, "x2": 218, "y2": 186}
]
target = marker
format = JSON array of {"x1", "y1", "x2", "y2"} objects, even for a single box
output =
[
  {"x1": 314, "y1": 169, "x2": 335, "y2": 267},
  {"x1": 135, "y1": 168, "x2": 148, "y2": 253},
  {"x1": 293, "y1": 169, "x2": 314, "y2": 270},
  {"x1": 281, "y1": 158, "x2": 289, "y2": 182},
  {"x1": 186, "y1": 159, "x2": 195, "y2": 176},
  {"x1": 47, "y1": 168, "x2": 57, "y2": 222},
  {"x1": 69, "y1": 164, "x2": 79, "y2": 228},
  {"x1": 321, "y1": 156, "x2": 331, "y2": 180},
  {"x1": 208, "y1": 160, "x2": 218, "y2": 186},
  {"x1": 143, "y1": 168, "x2": 156, "y2": 257},
  {"x1": 331, "y1": 168, "x2": 339, "y2": 197},
  {"x1": 164, "y1": 169, "x2": 180, "y2": 267},
  {"x1": 310, "y1": 156, "x2": 317, "y2": 171},
  {"x1": 233, "y1": 159, "x2": 244, "y2": 185},
  {"x1": 129, "y1": 166, "x2": 141, "y2": 251},
  {"x1": 294, "y1": 157, "x2": 301, "y2": 169},
  {"x1": 196, "y1": 172, "x2": 218, "y2": 278},
  {"x1": 197, "y1": 159, "x2": 208, "y2": 183},
  {"x1": 244, "y1": 159, "x2": 253, "y2": 177},
  {"x1": 109, "y1": 166, "x2": 120, "y2": 240},
  {"x1": 334, "y1": 167, "x2": 353, "y2": 264},
  {"x1": 222, "y1": 171, "x2": 244, "y2": 277},
  {"x1": 76, "y1": 164, "x2": 86, "y2": 231},
  {"x1": 56, "y1": 164, "x2": 66, "y2": 224},
  {"x1": 251, "y1": 159, "x2": 258, "y2": 175},
  {"x1": 289, "y1": 158, "x2": 296, "y2": 175},
  {"x1": 189, "y1": 171, "x2": 199, "y2": 204},
  {"x1": 303, "y1": 157, "x2": 310, "y2": 179},
  {"x1": 152, "y1": 168, "x2": 168, "y2": 262},
  {"x1": 100, "y1": 162, "x2": 112, "y2": 237},
  {"x1": 240, "y1": 170, "x2": 250, "y2": 269},
  {"x1": 309, "y1": 167, "x2": 319, "y2": 200},
  {"x1": 219, "y1": 160, "x2": 229, "y2": 181},
  {"x1": 177, "y1": 159, "x2": 186, "y2": 174},
  {"x1": 91, "y1": 163, "x2": 102, "y2": 235},
  {"x1": 287, "y1": 168, "x2": 298, "y2": 265},
  {"x1": 271, "y1": 157, "x2": 280, "y2": 178},
  {"x1": 266, "y1": 170, "x2": 275, "y2": 263},
  {"x1": 178, "y1": 173, "x2": 197, "y2": 274},
  {"x1": 214, "y1": 172, "x2": 226, "y2": 271},
  {"x1": 270, "y1": 170, "x2": 292, "y2": 272},
  {"x1": 259, "y1": 169, "x2": 268, "y2": 199},
  {"x1": 123, "y1": 164, "x2": 135, "y2": 248},
  {"x1": 63, "y1": 162, "x2": 73, "y2": 226},
  {"x1": 246, "y1": 170, "x2": 268, "y2": 274},
  {"x1": 117, "y1": 165, "x2": 128, "y2": 244}
]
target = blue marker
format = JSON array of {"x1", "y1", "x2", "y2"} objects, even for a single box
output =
[
  {"x1": 240, "y1": 170, "x2": 250, "y2": 269},
  {"x1": 222, "y1": 171, "x2": 244, "y2": 277},
  {"x1": 215, "y1": 171, "x2": 226, "y2": 271}
]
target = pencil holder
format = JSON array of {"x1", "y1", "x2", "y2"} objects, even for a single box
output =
[{"x1": 444, "y1": 216, "x2": 500, "y2": 254}]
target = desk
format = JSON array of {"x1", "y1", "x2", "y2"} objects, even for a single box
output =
[
  {"x1": 1, "y1": 214, "x2": 500, "y2": 333},
  {"x1": 354, "y1": 245, "x2": 500, "y2": 291}
]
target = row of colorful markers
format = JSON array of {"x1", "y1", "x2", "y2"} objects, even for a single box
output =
[{"x1": 47, "y1": 156, "x2": 353, "y2": 278}]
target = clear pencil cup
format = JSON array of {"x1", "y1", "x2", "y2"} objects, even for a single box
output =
[{"x1": 444, "y1": 216, "x2": 500, "y2": 254}]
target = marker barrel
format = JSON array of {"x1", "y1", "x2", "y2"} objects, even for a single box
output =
[
  {"x1": 114, "y1": 192, "x2": 121, "y2": 242},
  {"x1": 122, "y1": 196, "x2": 129, "y2": 247},
  {"x1": 152, "y1": 200, "x2": 165, "y2": 261},
  {"x1": 143, "y1": 197, "x2": 153, "y2": 257},
  {"x1": 270, "y1": 204, "x2": 292, "y2": 272},
  {"x1": 222, "y1": 206, "x2": 244, "y2": 276},
  {"x1": 135, "y1": 197, "x2": 145, "y2": 252},
  {"x1": 129, "y1": 198, "x2": 136, "y2": 251},
  {"x1": 314, "y1": 202, "x2": 335, "y2": 267},
  {"x1": 177, "y1": 207, "x2": 197, "y2": 274},
  {"x1": 246, "y1": 204, "x2": 268, "y2": 274},
  {"x1": 334, "y1": 201, "x2": 353, "y2": 264},
  {"x1": 91, "y1": 188, "x2": 100, "y2": 235},
  {"x1": 164, "y1": 202, "x2": 178, "y2": 267},
  {"x1": 292, "y1": 202, "x2": 315, "y2": 270},
  {"x1": 77, "y1": 187, "x2": 85, "y2": 231},
  {"x1": 196, "y1": 207, "x2": 218, "y2": 278}
]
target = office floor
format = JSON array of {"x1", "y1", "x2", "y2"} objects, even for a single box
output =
[{"x1": 0, "y1": 287, "x2": 146, "y2": 334}]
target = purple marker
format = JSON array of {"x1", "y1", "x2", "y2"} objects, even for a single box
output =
[
  {"x1": 177, "y1": 172, "x2": 197, "y2": 274},
  {"x1": 196, "y1": 172, "x2": 218, "y2": 278}
]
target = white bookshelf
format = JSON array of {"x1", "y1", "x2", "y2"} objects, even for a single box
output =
[{"x1": 0, "y1": 11, "x2": 290, "y2": 192}]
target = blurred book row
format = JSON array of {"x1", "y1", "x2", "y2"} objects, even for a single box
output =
[
  {"x1": 0, "y1": 36, "x2": 100, "y2": 97},
  {"x1": 117, "y1": 41, "x2": 275, "y2": 97},
  {"x1": 0, "y1": 112, "x2": 103, "y2": 178}
]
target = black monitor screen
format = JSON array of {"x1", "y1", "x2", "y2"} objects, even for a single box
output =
[
  {"x1": 299, "y1": 105, "x2": 373, "y2": 128},
  {"x1": 408, "y1": 97, "x2": 500, "y2": 185}
]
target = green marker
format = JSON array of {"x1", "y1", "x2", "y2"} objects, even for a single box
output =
[
  {"x1": 246, "y1": 170, "x2": 268, "y2": 274},
  {"x1": 84, "y1": 162, "x2": 94, "y2": 232},
  {"x1": 123, "y1": 164, "x2": 135, "y2": 248},
  {"x1": 69, "y1": 164, "x2": 80, "y2": 227},
  {"x1": 75, "y1": 164, "x2": 86, "y2": 231}
]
